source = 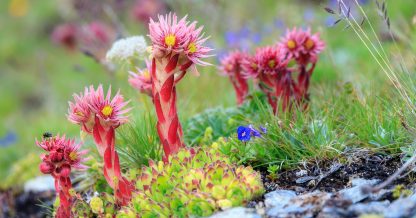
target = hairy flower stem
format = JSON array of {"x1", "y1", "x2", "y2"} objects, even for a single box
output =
[
  {"x1": 92, "y1": 118, "x2": 132, "y2": 205},
  {"x1": 151, "y1": 56, "x2": 184, "y2": 159},
  {"x1": 55, "y1": 176, "x2": 72, "y2": 218},
  {"x1": 229, "y1": 71, "x2": 248, "y2": 105}
]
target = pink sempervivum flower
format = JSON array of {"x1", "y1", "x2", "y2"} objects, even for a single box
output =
[
  {"x1": 243, "y1": 46, "x2": 292, "y2": 113},
  {"x1": 148, "y1": 13, "x2": 211, "y2": 159},
  {"x1": 128, "y1": 60, "x2": 152, "y2": 96},
  {"x1": 300, "y1": 29, "x2": 325, "y2": 64},
  {"x1": 220, "y1": 50, "x2": 249, "y2": 105},
  {"x1": 36, "y1": 135, "x2": 87, "y2": 218},
  {"x1": 67, "y1": 85, "x2": 133, "y2": 206},
  {"x1": 279, "y1": 27, "x2": 308, "y2": 60},
  {"x1": 68, "y1": 87, "x2": 95, "y2": 133},
  {"x1": 280, "y1": 27, "x2": 325, "y2": 64},
  {"x1": 280, "y1": 28, "x2": 325, "y2": 107},
  {"x1": 183, "y1": 23, "x2": 212, "y2": 67},
  {"x1": 149, "y1": 13, "x2": 189, "y2": 55},
  {"x1": 255, "y1": 46, "x2": 288, "y2": 75},
  {"x1": 51, "y1": 23, "x2": 78, "y2": 50},
  {"x1": 241, "y1": 54, "x2": 260, "y2": 78},
  {"x1": 87, "y1": 85, "x2": 130, "y2": 129}
]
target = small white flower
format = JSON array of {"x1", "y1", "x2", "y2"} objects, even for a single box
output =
[{"x1": 106, "y1": 36, "x2": 147, "y2": 62}]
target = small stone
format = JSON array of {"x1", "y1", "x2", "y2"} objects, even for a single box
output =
[
  {"x1": 347, "y1": 201, "x2": 389, "y2": 216},
  {"x1": 339, "y1": 178, "x2": 379, "y2": 203},
  {"x1": 383, "y1": 194, "x2": 416, "y2": 218},
  {"x1": 267, "y1": 191, "x2": 331, "y2": 217},
  {"x1": 208, "y1": 207, "x2": 261, "y2": 218},
  {"x1": 264, "y1": 190, "x2": 297, "y2": 208},
  {"x1": 296, "y1": 169, "x2": 308, "y2": 177},
  {"x1": 24, "y1": 176, "x2": 55, "y2": 193},
  {"x1": 307, "y1": 179, "x2": 316, "y2": 187}
]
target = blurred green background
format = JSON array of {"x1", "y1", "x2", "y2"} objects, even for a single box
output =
[{"x1": 0, "y1": 0, "x2": 415, "y2": 184}]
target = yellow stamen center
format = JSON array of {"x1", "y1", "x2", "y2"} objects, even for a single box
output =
[
  {"x1": 142, "y1": 70, "x2": 150, "y2": 79},
  {"x1": 268, "y1": 60, "x2": 276, "y2": 68},
  {"x1": 101, "y1": 105, "x2": 113, "y2": 117},
  {"x1": 69, "y1": 151, "x2": 77, "y2": 161},
  {"x1": 164, "y1": 34, "x2": 176, "y2": 47},
  {"x1": 75, "y1": 111, "x2": 84, "y2": 116},
  {"x1": 187, "y1": 42, "x2": 197, "y2": 54},
  {"x1": 305, "y1": 39, "x2": 315, "y2": 50},
  {"x1": 251, "y1": 63, "x2": 258, "y2": 70},
  {"x1": 287, "y1": 40, "x2": 296, "y2": 49}
]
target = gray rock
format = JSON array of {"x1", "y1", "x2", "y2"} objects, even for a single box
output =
[
  {"x1": 267, "y1": 191, "x2": 331, "y2": 218},
  {"x1": 348, "y1": 200, "x2": 390, "y2": 215},
  {"x1": 339, "y1": 178, "x2": 379, "y2": 203},
  {"x1": 24, "y1": 176, "x2": 55, "y2": 193},
  {"x1": 264, "y1": 190, "x2": 297, "y2": 208},
  {"x1": 384, "y1": 194, "x2": 416, "y2": 218},
  {"x1": 208, "y1": 207, "x2": 261, "y2": 218}
]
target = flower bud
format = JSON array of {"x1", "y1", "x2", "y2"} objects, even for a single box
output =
[
  {"x1": 90, "y1": 196, "x2": 104, "y2": 214},
  {"x1": 39, "y1": 162, "x2": 54, "y2": 174},
  {"x1": 59, "y1": 164, "x2": 71, "y2": 177},
  {"x1": 50, "y1": 151, "x2": 63, "y2": 162}
]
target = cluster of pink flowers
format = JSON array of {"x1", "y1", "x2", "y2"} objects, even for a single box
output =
[
  {"x1": 36, "y1": 135, "x2": 87, "y2": 218},
  {"x1": 221, "y1": 27, "x2": 325, "y2": 113},
  {"x1": 67, "y1": 85, "x2": 133, "y2": 205},
  {"x1": 146, "y1": 13, "x2": 212, "y2": 159},
  {"x1": 51, "y1": 21, "x2": 116, "y2": 62}
]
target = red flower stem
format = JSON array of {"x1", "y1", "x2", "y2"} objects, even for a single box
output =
[
  {"x1": 151, "y1": 56, "x2": 184, "y2": 159},
  {"x1": 92, "y1": 121, "x2": 132, "y2": 205},
  {"x1": 55, "y1": 176, "x2": 72, "y2": 218}
]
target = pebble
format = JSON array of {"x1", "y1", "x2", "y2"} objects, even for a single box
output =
[
  {"x1": 208, "y1": 207, "x2": 261, "y2": 218},
  {"x1": 24, "y1": 176, "x2": 55, "y2": 193},
  {"x1": 339, "y1": 178, "x2": 379, "y2": 203}
]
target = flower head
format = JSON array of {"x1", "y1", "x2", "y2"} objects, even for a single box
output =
[
  {"x1": 183, "y1": 23, "x2": 212, "y2": 66},
  {"x1": 237, "y1": 126, "x2": 251, "y2": 142},
  {"x1": 129, "y1": 60, "x2": 152, "y2": 96},
  {"x1": 247, "y1": 125, "x2": 262, "y2": 137},
  {"x1": 87, "y1": 85, "x2": 131, "y2": 128},
  {"x1": 106, "y1": 36, "x2": 147, "y2": 62},
  {"x1": 301, "y1": 30, "x2": 325, "y2": 63},
  {"x1": 132, "y1": 0, "x2": 167, "y2": 24},
  {"x1": 237, "y1": 125, "x2": 265, "y2": 142},
  {"x1": 36, "y1": 135, "x2": 88, "y2": 177},
  {"x1": 279, "y1": 27, "x2": 308, "y2": 59},
  {"x1": 220, "y1": 50, "x2": 248, "y2": 76},
  {"x1": 149, "y1": 13, "x2": 189, "y2": 55},
  {"x1": 241, "y1": 54, "x2": 260, "y2": 78},
  {"x1": 68, "y1": 87, "x2": 95, "y2": 132},
  {"x1": 280, "y1": 27, "x2": 325, "y2": 63},
  {"x1": 255, "y1": 46, "x2": 288, "y2": 75},
  {"x1": 51, "y1": 23, "x2": 78, "y2": 50},
  {"x1": 148, "y1": 13, "x2": 211, "y2": 66},
  {"x1": 68, "y1": 85, "x2": 131, "y2": 132}
]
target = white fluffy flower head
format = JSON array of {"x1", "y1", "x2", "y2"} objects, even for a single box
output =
[{"x1": 106, "y1": 36, "x2": 147, "y2": 62}]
